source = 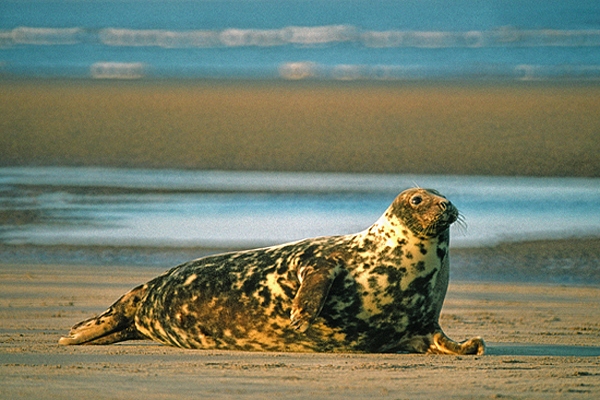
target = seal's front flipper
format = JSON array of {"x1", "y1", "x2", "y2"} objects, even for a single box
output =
[
  {"x1": 290, "y1": 253, "x2": 344, "y2": 332},
  {"x1": 58, "y1": 284, "x2": 147, "y2": 345},
  {"x1": 427, "y1": 331, "x2": 486, "y2": 355}
]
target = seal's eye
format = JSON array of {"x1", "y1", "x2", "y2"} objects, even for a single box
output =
[{"x1": 410, "y1": 195, "x2": 423, "y2": 206}]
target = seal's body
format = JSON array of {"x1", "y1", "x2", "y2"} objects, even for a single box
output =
[{"x1": 59, "y1": 188, "x2": 485, "y2": 355}]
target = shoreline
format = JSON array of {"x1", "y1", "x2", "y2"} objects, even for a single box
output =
[{"x1": 2, "y1": 78, "x2": 599, "y2": 177}]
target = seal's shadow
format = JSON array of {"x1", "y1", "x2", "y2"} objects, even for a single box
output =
[{"x1": 487, "y1": 343, "x2": 600, "y2": 357}]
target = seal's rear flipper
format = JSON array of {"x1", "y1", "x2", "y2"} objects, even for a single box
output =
[
  {"x1": 427, "y1": 331, "x2": 486, "y2": 355},
  {"x1": 58, "y1": 284, "x2": 147, "y2": 345}
]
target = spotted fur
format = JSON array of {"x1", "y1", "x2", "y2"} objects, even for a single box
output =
[{"x1": 59, "y1": 188, "x2": 485, "y2": 355}]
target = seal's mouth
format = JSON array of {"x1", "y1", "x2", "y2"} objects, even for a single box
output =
[
  {"x1": 424, "y1": 202, "x2": 459, "y2": 235},
  {"x1": 410, "y1": 200, "x2": 459, "y2": 238},
  {"x1": 440, "y1": 202, "x2": 459, "y2": 225}
]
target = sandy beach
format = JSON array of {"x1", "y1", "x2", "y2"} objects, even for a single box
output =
[
  {"x1": 1, "y1": 259, "x2": 599, "y2": 399},
  {"x1": 1, "y1": 79, "x2": 599, "y2": 176},
  {"x1": 1, "y1": 78, "x2": 599, "y2": 398}
]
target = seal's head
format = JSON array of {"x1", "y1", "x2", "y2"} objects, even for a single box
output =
[{"x1": 391, "y1": 188, "x2": 459, "y2": 238}]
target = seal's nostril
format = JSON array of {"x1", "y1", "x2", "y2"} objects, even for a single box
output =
[{"x1": 439, "y1": 201, "x2": 448, "y2": 211}]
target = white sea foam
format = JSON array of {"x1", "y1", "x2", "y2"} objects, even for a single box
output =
[
  {"x1": 278, "y1": 62, "x2": 600, "y2": 81},
  {"x1": 278, "y1": 62, "x2": 319, "y2": 80},
  {"x1": 3, "y1": 26, "x2": 599, "y2": 49},
  {"x1": 7, "y1": 27, "x2": 83, "y2": 45},
  {"x1": 99, "y1": 28, "x2": 222, "y2": 48},
  {"x1": 90, "y1": 62, "x2": 145, "y2": 79},
  {"x1": 219, "y1": 28, "x2": 288, "y2": 47},
  {"x1": 284, "y1": 25, "x2": 357, "y2": 45}
]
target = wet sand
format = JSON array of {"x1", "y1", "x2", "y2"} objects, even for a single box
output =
[
  {"x1": 1, "y1": 260, "x2": 599, "y2": 399},
  {"x1": 1, "y1": 79, "x2": 599, "y2": 176}
]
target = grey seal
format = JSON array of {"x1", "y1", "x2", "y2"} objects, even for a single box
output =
[{"x1": 59, "y1": 188, "x2": 485, "y2": 355}]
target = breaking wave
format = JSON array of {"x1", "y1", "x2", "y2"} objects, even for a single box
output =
[
  {"x1": 90, "y1": 62, "x2": 145, "y2": 79},
  {"x1": 2, "y1": 25, "x2": 600, "y2": 48},
  {"x1": 278, "y1": 62, "x2": 600, "y2": 81},
  {"x1": 1, "y1": 27, "x2": 85, "y2": 46}
]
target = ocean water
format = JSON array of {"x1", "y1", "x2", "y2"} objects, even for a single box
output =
[
  {"x1": 1, "y1": 0, "x2": 600, "y2": 80},
  {"x1": 2, "y1": 167, "x2": 599, "y2": 254}
]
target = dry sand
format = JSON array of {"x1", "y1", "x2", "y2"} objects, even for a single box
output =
[
  {"x1": 1, "y1": 260, "x2": 599, "y2": 399},
  {"x1": 1, "y1": 79, "x2": 599, "y2": 176}
]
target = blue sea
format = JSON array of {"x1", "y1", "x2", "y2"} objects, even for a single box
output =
[{"x1": 1, "y1": 0, "x2": 600, "y2": 80}]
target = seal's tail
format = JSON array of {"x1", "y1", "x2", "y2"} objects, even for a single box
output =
[{"x1": 58, "y1": 284, "x2": 147, "y2": 345}]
